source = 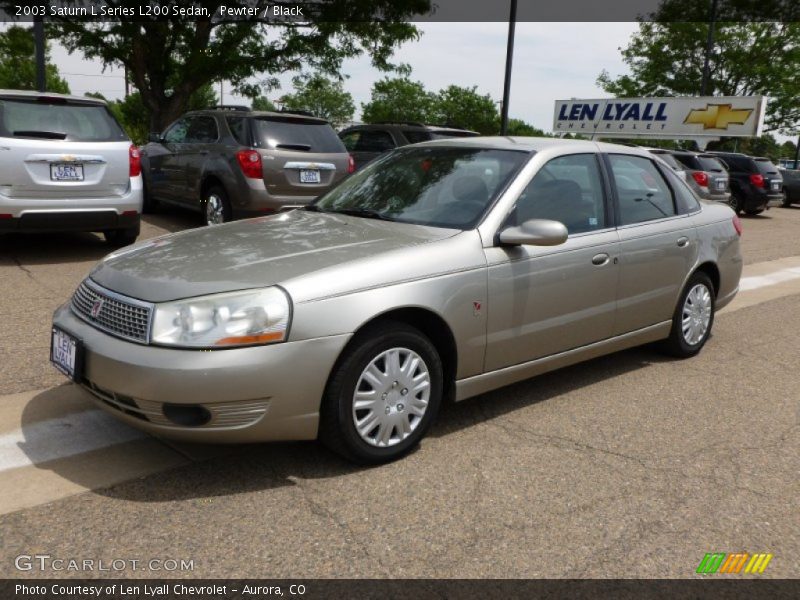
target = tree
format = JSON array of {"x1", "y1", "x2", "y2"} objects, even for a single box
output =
[
  {"x1": 0, "y1": 25, "x2": 69, "y2": 93},
  {"x1": 49, "y1": 0, "x2": 429, "y2": 131},
  {"x1": 280, "y1": 73, "x2": 355, "y2": 127},
  {"x1": 597, "y1": 13, "x2": 800, "y2": 133},
  {"x1": 361, "y1": 77, "x2": 436, "y2": 124},
  {"x1": 432, "y1": 85, "x2": 498, "y2": 134},
  {"x1": 251, "y1": 96, "x2": 277, "y2": 112},
  {"x1": 504, "y1": 118, "x2": 545, "y2": 137}
]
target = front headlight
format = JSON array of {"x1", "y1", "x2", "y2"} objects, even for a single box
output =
[{"x1": 151, "y1": 287, "x2": 291, "y2": 348}]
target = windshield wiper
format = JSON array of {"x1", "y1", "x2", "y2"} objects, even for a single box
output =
[
  {"x1": 13, "y1": 130, "x2": 67, "y2": 139},
  {"x1": 304, "y1": 204, "x2": 326, "y2": 212},
  {"x1": 330, "y1": 207, "x2": 394, "y2": 221}
]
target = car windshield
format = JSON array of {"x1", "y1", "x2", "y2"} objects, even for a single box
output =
[
  {"x1": 0, "y1": 97, "x2": 127, "y2": 141},
  {"x1": 312, "y1": 146, "x2": 529, "y2": 229}
]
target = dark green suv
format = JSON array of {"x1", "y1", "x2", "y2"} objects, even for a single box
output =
[{"x1": 141, "y1": 106, "x2": 352, "y2": 225}]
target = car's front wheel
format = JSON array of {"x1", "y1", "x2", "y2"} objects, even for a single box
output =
[
  {"x1": 319, "y1": 322, "x2": 443, "y2": 464},
  {"x1": 727, "y1": 193, "x2": 742, "y2": 214},
  {"x1": 661, "y1": 272, "x2": 715, "y2": 358},
  {"x1": 204, "y1": 185, "x2": 231, "y2": 226}
]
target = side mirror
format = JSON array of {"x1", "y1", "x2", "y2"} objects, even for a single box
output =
[
  {"x1": 148, "y1": 132, "x2": 163, "y2": 143},
  {"x1": 499, "y1": 219, "x2": 568, "y2": 247}
]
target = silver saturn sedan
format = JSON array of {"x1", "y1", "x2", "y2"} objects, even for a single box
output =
[{"x1": 51, "y1": 138, "x2": 743, "y2": 464}]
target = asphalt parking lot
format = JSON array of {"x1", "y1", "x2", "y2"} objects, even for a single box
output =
[{"x1": 0, "y1": 204, "x2": 798, "y2": 579}]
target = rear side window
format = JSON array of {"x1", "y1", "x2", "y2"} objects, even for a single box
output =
[
  {"x1": 253, "y1": 117, "x2": 345, "y2": 153},
  {"x1": 513, "y1": 153, "x2": 607, "y2": 234},
  {"x1": 672, "y1": 153, "x2": 701, "y2": 170},
  {"x1": 609, "y1": 154, "x2": 677, "y2": 225},
  {"x1": 226, "y1": 116, "x2": 250, "y2": 145},
  {"x1": 403, "y1": 129, "x2": 432, "y2": 144},
  {"x1": 697, "y1": 156, "x2": 726, "y2": 172},
  {"x1": 339, "y1": 130, "x2": 360, "y2": 151},
  {"x1": 0, "y1": 98, "x2": 127, "y2": 142},
  {"x1": 651, "y1": 152, "x2": 682, "y2": 170},
  {"x1": 355, "y1": 130, "x2": 396, "y2": 152}
]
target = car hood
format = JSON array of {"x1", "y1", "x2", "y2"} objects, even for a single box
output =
[{"x1": 89, "y1": 210, "x2": 459, "y2": 302}]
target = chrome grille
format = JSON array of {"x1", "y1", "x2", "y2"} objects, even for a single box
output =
[{"x1": 71, "y1": 279, "x2": 153, "y2": 343}]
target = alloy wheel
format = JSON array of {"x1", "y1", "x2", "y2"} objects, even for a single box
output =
[
  {"x1": 681, "y1": 283, "x2": 712, "y2": 346},
  {"x1": 205, "y1": 193, "x2": 225, "y2": 225}
]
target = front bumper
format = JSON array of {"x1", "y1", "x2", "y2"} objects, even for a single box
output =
[{"x1": 52, "y1": 303, "x2": 351, "y2": 443}]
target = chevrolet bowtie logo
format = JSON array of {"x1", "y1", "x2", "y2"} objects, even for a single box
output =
[{"x1": 684, "y1": 103, "x2": 753, "y2": 130}]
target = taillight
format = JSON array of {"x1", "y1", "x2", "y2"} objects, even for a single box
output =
[
  {"x1": 129, "y1": 144, "x2": 141, "y2": 177},
  {"x1": 236, "y1": 150, "x2": 263, "y2": 179},
  {"x1": 691, "y1": 171, "x2": 709, "y2": 187},
  {"x1": 347, "y1": 154, "x2": 355, "y2": 174},
  {"x1": 732, "y1": 214, "x2": 743, "y2": 236},
  {"x1": 749, "y1": 173, "x2": 765, "y2": 188}
]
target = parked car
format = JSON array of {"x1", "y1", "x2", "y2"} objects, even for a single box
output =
[
  {"x1": 668, "y1": 151, "x2": 731, "y2": 204},
  {"x1": 338, "y1": 122, "x2": 479, "y2": 170},
  {"x1": 0, "y1": 89, "x2": 142, "y2": 245},
  {"x1": 644, "y1": 148, "x2": 687, "y2": 182},
  {"x1": 51, "y1": 138, "x2": 742, "y2": 464},
  {"x1": 779, "y1": 168, "x2": 800, "y2": 207},
  {"x1": 140, "y1": 106, "x2": 352, "y2": 226},
  {"x1": 706, "y1": 151, "x2": 783, "y2": 215}
]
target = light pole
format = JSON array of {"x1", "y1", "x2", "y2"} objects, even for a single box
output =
[
  {"x1": 33, "y1": 17, "x2": 46, "y2": 92},
  {"x1": 500, "y1": 0, "x2": 517, "y2": 135},
  {"x1": 700, "y1": 0, "x2": 718, "y2": 96}
]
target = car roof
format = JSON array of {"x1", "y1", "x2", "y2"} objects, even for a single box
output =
[
  {"x1": 342, "y1": 122, "x2": 477, "y2": 134},
  {"x1": 188, "y1": 108, "x2": 330, "y2": 124},
  {"x1": 0, "y1": 88, "x2": 107, "y2": 105},
  {"x1": 414, "y1": 135, "x2": 654, "y2": 157}
]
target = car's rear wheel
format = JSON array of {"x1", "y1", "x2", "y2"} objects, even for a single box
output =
[
  {"x1": 204, "y1": 185, "x2": 231, "y2": 226},
  {"x1": 782, "y1": 190, "x2": 792, "y2": 208},
  {"x1": 661, "y1": 272, "x2": 715, "y2": 358},
  {"x1": 103, "y1": 225, "x2": 139, "y2": 247},
  {"x1": 727, "y1": 193, "x2": 742, "y2": 214},
  {"x1": 141, "y1": 177, "x2": 159, "y2": 214},
  {"x1": 319, "y1": 322, "x2": 443, "y2": 464}
]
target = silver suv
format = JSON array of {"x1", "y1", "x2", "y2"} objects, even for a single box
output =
[
  {"x1": 140, "y1": 106, "x2": 353, "y2": 225},
  {"x1": 0, "y1": 90, "x2": 143, "y2": 245}
]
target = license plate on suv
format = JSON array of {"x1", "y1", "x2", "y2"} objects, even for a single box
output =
[
  {"x1": 51, "y1": 163, "x2": 84, "y2": 181},
  {"x1": 299, "y1": 169, "x2": 321, "y2": 184},
  {"x1": 50, "y1": 326, "x2": 83, "y2": 381},
  {"x1": 716, "y1": 180, "x2": 726, "y2": 191},
  {"x1": 771, "y1": 181, "x2": 780, "y2": 191}
]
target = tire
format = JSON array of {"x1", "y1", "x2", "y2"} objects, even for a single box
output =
[
  {"x1": 660, "y1": 272, "x2": 715, "y2": 358},
  {"x1": 319, "y1": 321, "x2": 443, "y2": 465},
  {"x1": 141, "y1": 177, "x2": 159, "y2": 214},
  {"x1": 782, "y1": 190, "x2": 792, "y2": 208},
  {"x1": 744, "y1": 208, "x2": 764, "y2": 216},
  {"x1": 104, "y1": 225, "x2": 139, "y2": 247},
  {"x1": 203, "y1": 185, "x2": 231, "y2": 226},
  {"x1": 727, "y1": 193, "x2": 742, "y2": 214}
]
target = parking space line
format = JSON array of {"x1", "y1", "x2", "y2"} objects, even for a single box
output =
[{"x1": 739, "y1": 267, "x2": 800, "y2": 291}]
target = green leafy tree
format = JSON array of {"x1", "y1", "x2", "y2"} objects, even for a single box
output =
[
  {"x1": 251, "y1": 96, "x2": 277, "y2": 112},
  {"x1": 503, "y1": 118, "x2": 545, "y2": 137},
  {"x1": 48, "y1": 0, "x2": 428, "y2": 131},
  {"x1": 0, "y1": 25, "x2": 69, "y2": 93},
  {"x1": 597, "y1": 13, "x2": 800, "y2": 133},
  {"x1": 433, "y1": 85, "x2": 498, "y2": 134},
  {"x1": 280, "y1": 73, "x2": 355, "y2": 127},
  {"x1": 361, "y1": 77, "x2": 436, "y2": 124}
]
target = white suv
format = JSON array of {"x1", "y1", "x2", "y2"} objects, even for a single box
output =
[{"x1": 0, "y1": 90, "x2": 142, "y2": 245}]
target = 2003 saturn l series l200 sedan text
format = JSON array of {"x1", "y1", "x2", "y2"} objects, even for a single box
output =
[{"x1": 50, "y1": 138, "x2": 743, "y2": 464}]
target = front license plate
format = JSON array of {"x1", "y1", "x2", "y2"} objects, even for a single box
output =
[
  {"x1": 50, "y1": 163, "x2": 84, "y2": 181},
  {"x1": 299, "y1": 169, "x2": 321, "y2": 184},
  {"x1": 50, "y1": 326, "x2": 83, "y2": 381}
]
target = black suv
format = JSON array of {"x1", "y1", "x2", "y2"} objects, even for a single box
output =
[
  {"x1": 338, "y1": 122, "x2": 479, "y2": 170},
  {"x1": 141, "y1": 106, "x2": 351, "y2": 225},
  {"x1": 706, "y1": 152, "x2": 783, "y2": 215}
]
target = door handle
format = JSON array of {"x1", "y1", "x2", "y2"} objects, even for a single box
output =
[
  {"x1": 677, "y1": 236, "x2": 689, "y2": 247},
  {"x1": 591, "y1": 253, "x2": 610, "y2": 266}
]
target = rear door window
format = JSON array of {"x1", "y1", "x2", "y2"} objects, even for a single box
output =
[
  {"x1": 672, "y1": 153, "x2": 701, "y2": 170},
  {"x1": 651, "y1": 152, "x2": 682, "y2": 170},
  {"x1": 226, "y1": 116, "x2": 250, "y2": 146},
  {"x1": 0, "y1": 97, "x2": 127, "y2": 142},
  {"x1": 185, "y1": 116, "x2": 218, "y2": 143},
  {"x1": 609, "y1": 154, "x2": 677, "y2": 225},
  {"x1": 253, "y1": 117, "x2": 345, "y2": 153},
  {"x1": 355, "y1": 130, "x2": 396, "y2": 152},
  {"x1": 339, "y1": 130, "x2": 360, "y2": 151}
]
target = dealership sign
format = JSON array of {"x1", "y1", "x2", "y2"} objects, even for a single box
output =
[{"x1": 553, "y1": 96, "x2": 767, "y2": 138}]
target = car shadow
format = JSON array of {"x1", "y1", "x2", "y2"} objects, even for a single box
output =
[{"x1": 17, "y1": 345, "x2": 672, "y2": 504}]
